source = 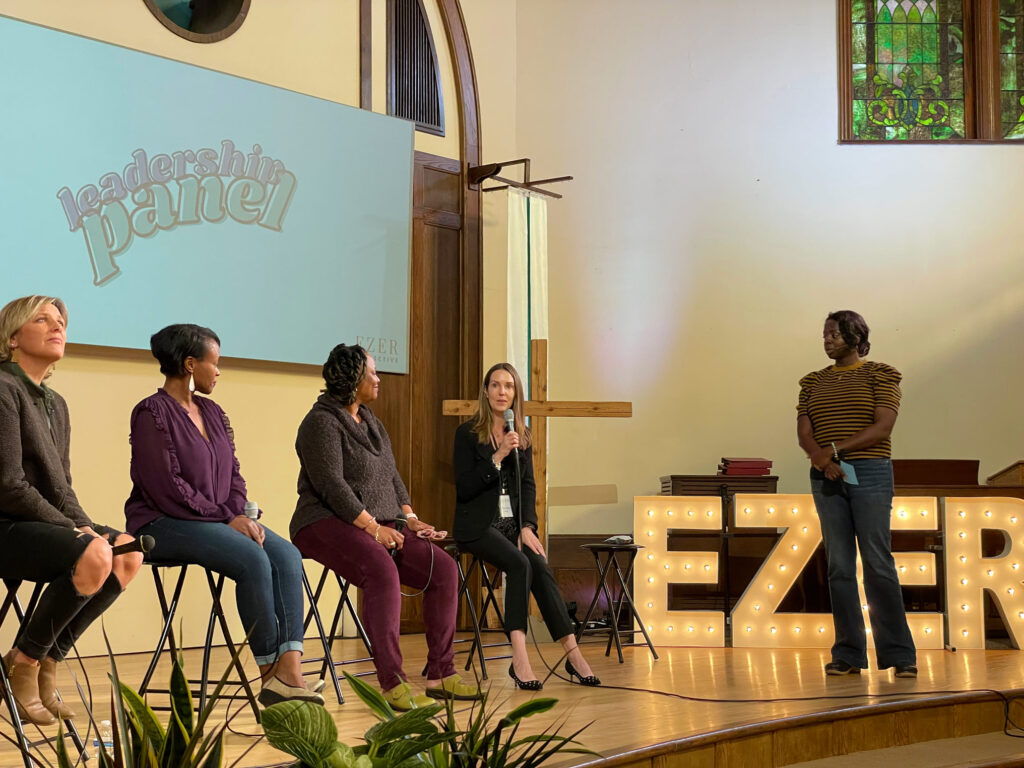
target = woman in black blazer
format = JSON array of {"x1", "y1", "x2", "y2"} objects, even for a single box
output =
[{"x1": 453, "y1": 363, "x2": 599, "y2": 689}]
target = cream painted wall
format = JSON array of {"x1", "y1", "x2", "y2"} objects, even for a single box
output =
[
  {"x1": 460, "y1": 1, "x2": 519, "y2": 366},
  {"x1": 0, "y1": 0, "x2": 469, "y2": 656},
  {"x1": 506, "y1": 1, "x2": 1024, "y2": 534},
  {"x1": 0, "y1": 0, "x2": 362, "y2": 104}
]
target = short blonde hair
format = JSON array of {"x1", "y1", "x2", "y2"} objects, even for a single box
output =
[{"x1": 0, "y1": 296, "x2": 69, "y2": 374}]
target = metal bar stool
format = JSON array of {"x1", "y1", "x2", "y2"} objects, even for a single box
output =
[
  {"x1": 0, "y1": 579, "x2": 87, "y2": 768},
  {"x1": 575, "y1": 544, "x2": 658, "y2": 663},
  {"x1": 445, "y1": 544, "x2": 512, "y2": 680},
  {"x1": 298, "y1": 566, "x2": 346, "y2": 704},
  {"x1": 301, "y1": 562, "x2": 374, "y2": 687},
  {"x1": 138, "y1": 563, "x2": 260, "y2": 720}
]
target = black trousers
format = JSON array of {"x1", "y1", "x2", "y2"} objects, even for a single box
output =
[
  {"x1": 0, "y1": 520, "x2": 123, "y2": 660},
  {"x1": 457, "y1": 527, "x2": 573, "y2": 640}
]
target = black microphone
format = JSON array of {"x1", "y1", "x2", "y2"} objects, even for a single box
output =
[
  {"x1": 503, "y1": 408, "x2": 515, "y2": 435},
  {"x1": 503, "y1": 408, "x2": 522, "y2": 542},
  {"x1": 111, "y1": 535, "x2": 155, "y2": 557},
  {"x1": 503, "y1": 408, "x2": 520, "y2": 472},
  {"x1": 390, "y1": 518, "x2": 407, "y2": 559}
]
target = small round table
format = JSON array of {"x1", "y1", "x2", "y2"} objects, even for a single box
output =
[{"x1": 574, "y1": 543, "x2": 658, "y2": 663}]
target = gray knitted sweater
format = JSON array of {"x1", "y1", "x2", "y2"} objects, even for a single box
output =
[
  {"x1": 290, "y1": 394, "x2": 411, "y2": 539},
  {"x1": 0, "y1": 362, "x2": 92, "y2": 529}
]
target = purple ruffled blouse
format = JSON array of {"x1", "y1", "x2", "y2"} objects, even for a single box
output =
[{"x1": 124, "y1": 389, "x2": 248, "y2": 534}]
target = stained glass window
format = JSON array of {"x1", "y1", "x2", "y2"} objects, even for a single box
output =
[
  {"x1": 851, "y1": 0, "x2": 964, "y2": 140},
  {"x1": 1001, "y1": 1, "x2": 1024, "y2": 139}
]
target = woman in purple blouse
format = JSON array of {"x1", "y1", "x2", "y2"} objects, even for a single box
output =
[{"x1": 125, "y1": 324, "x2": 320, "y2": 707}]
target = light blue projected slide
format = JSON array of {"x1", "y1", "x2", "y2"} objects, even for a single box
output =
[{"x1": 0, "y1": 15, "x2": 414, "y2": 372}]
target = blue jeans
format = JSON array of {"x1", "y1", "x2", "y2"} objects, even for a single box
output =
[
  {"x1": 810, "y1": 459, "x2": 916, "y2": 669},
  {"x1": 139, "y1": 517, "x2": 304, "y2": 665}
]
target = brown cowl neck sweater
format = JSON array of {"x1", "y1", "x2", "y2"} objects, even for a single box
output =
[
  {"x1": 290, "y1": 394, "x2": 410, "y2": 540},
  {"x1": 0, "y1": 361, "x2": 92, "y2": 529}
]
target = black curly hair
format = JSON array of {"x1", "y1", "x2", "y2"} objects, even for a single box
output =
[
  {"x1": 322, "y1": 344, "x2": 367, "y2": 405},
  {"x1": 150, "y1": 324, "x2": 220, "y2": 376},
  {"x1": 826, "y1": 310, "x2": 871, "y2": 356}
]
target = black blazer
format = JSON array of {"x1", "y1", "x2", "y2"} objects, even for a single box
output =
[{"x1": 452, "y1": 420, "x2": 537, "y2": 542}]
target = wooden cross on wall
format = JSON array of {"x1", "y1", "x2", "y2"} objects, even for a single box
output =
[{"x1": 442, "y1": 339, "x2": 632, "y2": 546}]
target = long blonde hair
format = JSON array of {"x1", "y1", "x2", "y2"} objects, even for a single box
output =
[
  {"x1": 470, "y1": 362, "x2": 531, "y2": 449},
  {"x1": 0, "y1": 296, "x2": 69, "y2": 378}
]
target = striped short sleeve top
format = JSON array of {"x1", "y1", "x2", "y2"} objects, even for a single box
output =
[{"x1": 796, "y1": 360, "x2": 901, "y2": 460}]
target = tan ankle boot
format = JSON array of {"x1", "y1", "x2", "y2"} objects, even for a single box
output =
[
  {"x1": 38, "y1": 657, "x2": 76, "y2": 719},
  {"x1": 3, "y1": 650, "x2": 56, "y2": 725}
]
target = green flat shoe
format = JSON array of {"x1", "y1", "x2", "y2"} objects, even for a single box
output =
[
  {"x1": 425, "y1": 673, "x2": 483, "y2": 701},
  {"x1": 382, "y1": 681, "x2": 433, "y2": 710}
]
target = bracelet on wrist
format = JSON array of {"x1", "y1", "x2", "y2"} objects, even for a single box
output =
[
  {"x1": 373, "y1": 522, "x2": 381, "y2": 542},
  {"x1": 831, "y1": 442, "x2": 840, "y2": 461},
  {"x1": 405, "y1": 512, "x2": 418, "y2": 520}
]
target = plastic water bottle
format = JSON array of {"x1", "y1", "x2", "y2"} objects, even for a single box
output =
[
  {"x1": 244, "y1": 501, "x2": 259, "y2": 520},
  {"x1": 93, "y1": 719, "x2": 113, "y2": 750}
]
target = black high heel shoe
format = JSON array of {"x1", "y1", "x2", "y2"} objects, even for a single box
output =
[
  {"x1": 565, "y1": 660, "x2": 601, "y2": 686},
  {"x1": 508, "y1": 664, "x2": 543, "y2": 691}
]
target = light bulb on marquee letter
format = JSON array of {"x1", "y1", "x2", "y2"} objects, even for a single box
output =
[
  {"x1": 945, "y1": 498, "x2": 1024, "y2": 650},
  {"x1": 731, "y1": 495, "x2": 943, "y2": 650},
  {"x1": 633, "y1": 496, "x2": 725, "y2": 647}
]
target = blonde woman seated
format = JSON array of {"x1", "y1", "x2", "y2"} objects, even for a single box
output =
[{"x1": 0, "y1": 296, "x2": 143, "y2": 725}]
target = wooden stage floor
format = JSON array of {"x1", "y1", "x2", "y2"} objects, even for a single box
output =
[{"x1": 7, "y1": 635, "x2": 1024, "y2": 768}]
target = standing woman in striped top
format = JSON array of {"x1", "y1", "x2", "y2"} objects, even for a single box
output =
[{"x1": 797, "y1": 310, "x2": 916, "y2": 679}]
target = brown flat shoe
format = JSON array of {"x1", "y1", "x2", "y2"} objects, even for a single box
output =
[
  {"x1": 38, "y1": 657, "x2": 76, "y2": 719},
  {"x1": 3, "y1": 650, "x2": 56, "y2": 725}
]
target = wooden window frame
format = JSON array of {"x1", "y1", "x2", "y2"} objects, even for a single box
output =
[
  {"x1": 142, "y1": 0, "x2": 250, "y2": 44},
  {"x1": 838, "y1": 0, "x2": 1007, "y2": 142},
  {"x1": 387, "y1": 0, "x2": 446, "y2": 137}
]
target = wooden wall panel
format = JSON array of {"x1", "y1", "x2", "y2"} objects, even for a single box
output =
[
  {"x1": 773, "y1": 723, "x2": 833, "y2": 766},
  {"x1": 656, "y1": 748, "x2": 714, "y2": 768},
  {"x1": 835, "y1": 712, "x2": 897, "y2": 755},
  {"x1": 715, "y1": 734, "x2": 772, "y2": 768},
  {"x1": 394, "y1": 153, "x2": 467, "y2": 632}
]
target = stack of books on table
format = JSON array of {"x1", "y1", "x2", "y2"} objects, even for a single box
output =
[{"x1": 718, "y1": 457, "x2": 772, "y2": 476}]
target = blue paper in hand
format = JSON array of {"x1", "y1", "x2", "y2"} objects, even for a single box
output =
[{"x1": 839, "y1": 461, "x2": 859, "y2": 485}]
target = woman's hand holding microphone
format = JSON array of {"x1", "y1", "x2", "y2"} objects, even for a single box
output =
[{"x1": 493, "y1": 430, "x2": 519, "y2": 464}]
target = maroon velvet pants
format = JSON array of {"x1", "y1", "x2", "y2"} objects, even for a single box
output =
[{"x1": 294, "y1": 518, "x2": 458, "y2": 690}]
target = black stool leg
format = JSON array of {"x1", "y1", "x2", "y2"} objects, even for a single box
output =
[
  {"x1": 0, "y1": 580, "x2": 35, "y2": 768},
  {"x1": 338, "y1": 577, "x2": 372, "y2": 656},
  {"x1": 455, "y1": 556, "x2": 488, "y2": 678},
  {"x1": 204, "y1": 570, "x2": 260, "y2": 721},
  {"x1": 301, "y1": 571, "x2": 343, "y2": 704},
  {"x1": 575, "y1": 551, "x2": 614, "y2": 643},
  {"x1": 610, "y1": 551, "x2": 658, "y2": 660},
  {"x1": 3, "y1": 582, "x2": 88, "y2": 766},
  {"x1": 140, "y1": 565, "x2": 188, "y2": 696}
]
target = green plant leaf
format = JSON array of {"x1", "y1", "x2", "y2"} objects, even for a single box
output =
[
  {"x1": 101, "y1": 627, "x2": 133, "y2": 768},
  {"x1": 321, "y1": 742, "x2": 358, "y2": 768},
  {"x1": 158, "y1": 708, "x2": 189, "y2": 768},
  {"x1": 55, "y1": 721, "x2": 72, "y2": 768},
  {"x1": 500, "y1": 698, "x2": 557, "y2": 725},
  {"x1": 119, "y1": 680, "x2": 167, "y2": 753},
  {"x1": 343, "y1": 672, "x2": 396, "y2": 721},
  {"x1": 169, "y1": 652, "x2": 195, "y2": 737},
  {"x1": 364, "y1": 704, "x2": 442, "y2": 744},
  {"x1": 198, "y1": 729, "x2": 224, "y2": 768},
  {"x1": 262, "y1": 699, "x2": 339, "y2": 765},
  {"x1": 381, "y1": 731, "x2": 458, "y2": 765}
]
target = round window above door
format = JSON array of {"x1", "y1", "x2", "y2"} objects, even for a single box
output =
[{"x1": 142, "y1": 0, "x2": 250, "y2": 43}]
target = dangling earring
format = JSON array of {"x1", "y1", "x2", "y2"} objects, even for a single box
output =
[{"x1": 188, "y1": 373, "x2": 195, "y2": 393}]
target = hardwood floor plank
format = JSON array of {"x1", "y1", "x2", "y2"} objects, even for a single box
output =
[{"x1": 3, "y1": 638, "x2": 1023, "y2": 767}]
